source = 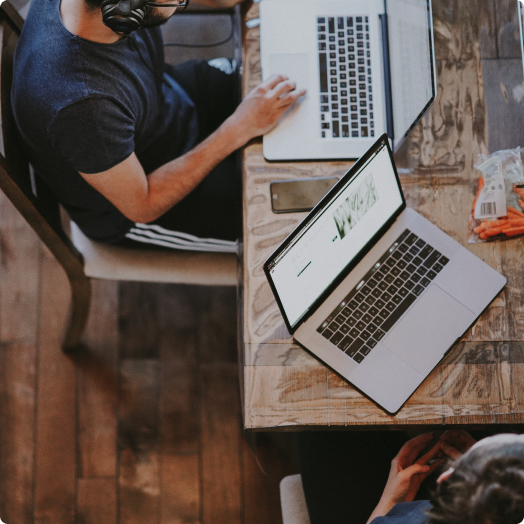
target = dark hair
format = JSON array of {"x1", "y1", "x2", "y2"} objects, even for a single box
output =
[
  {"x1": 85, "y1": 0, "x2": 105, "y2": 11},
  {"x1": 427, "y1": 455, "x2": 524, "y2": 524}
]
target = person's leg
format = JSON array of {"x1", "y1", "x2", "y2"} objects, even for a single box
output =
[{"x1": 299, "y1": 431, "x2": 409, "y2": 524}]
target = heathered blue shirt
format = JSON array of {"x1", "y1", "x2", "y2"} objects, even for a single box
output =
[
  {"x1": 372, "y1": 500, "x2": 431, "y2": 524},
  {"x1": 12, "y1": 0, "x2": 199, "y2": 241}
]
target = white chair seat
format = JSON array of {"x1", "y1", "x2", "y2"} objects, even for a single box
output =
[
  {"x1": 280, "y1": 474, "x2": 311, "y2": 524},
  {"x1": 70, "y1": 221, "x2": 238, "y2": 286}
]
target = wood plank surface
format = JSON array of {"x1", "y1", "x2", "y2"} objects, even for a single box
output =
[
  {"x1": 159, "y1": 328, "x2": 199, "y2": 455},
  {"x1": 0, "y1": 191, "x2": 40, "y2": 343},
  {"x1": 160, "y1": 454, "x2": 200, "y2": 524},
  {"x1": 201, "y1": 363, "x2": 242, "y2": 524},
  {"x1": 441, "y1": 342, "x2": 524, "y2": 424},
  {"x1": 77, "y1": 478, "x2": 117, "y2": 524},
  {"x1": 495, "y1": 0, "x2": 521, "y2": 59},
  {"x1": 482, "y1": 58, "x2": 524, "y2": 152},
  {"x1": 0, "y1": 342, "x2": 36, "y2": 524},
  {"x1": 77, "y1": 279, "x2": 119, "y2": 478},
  {"x1": 119, "y1": 359, "x2": 160, "y2": 524},
  {"x1": 119, "y1": 282, "x2": 161, "y2": 360},
  {"x1": 242, "y1": 433, "x2": 299, "y2": 524},
  {"x1": 479, "y1": 0, "x2": 497, "y2": 59},
  {"x1": 198, "y1": 287, "x2": 238, "y2": 364},
  {"x1": 33, "y1": 253, "x2": 77, "y2": 524}
]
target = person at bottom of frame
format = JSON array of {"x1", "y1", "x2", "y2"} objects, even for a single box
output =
[
  {"x1": 299, "y1": 430, "x2": 524, "y2": 524},
  {"x1": 12, "y1": 0, "x2": 306, "y2": 252}
]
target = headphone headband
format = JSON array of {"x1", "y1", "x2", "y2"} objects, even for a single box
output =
[{"x1": 101, "y1": 0, "x2": 190, "y2": 35}]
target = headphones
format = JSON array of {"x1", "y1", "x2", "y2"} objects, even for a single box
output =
[{"x1": 101, "y1": 0, "x2": 190, "y2": 35}]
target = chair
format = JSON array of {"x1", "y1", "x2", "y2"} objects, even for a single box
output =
[
  {"x1": 280, "y1": 475, "x2": 312, "y2": 524},
  {"x1": 0, "y1": 0, "x2": 238, "y2": 352}
]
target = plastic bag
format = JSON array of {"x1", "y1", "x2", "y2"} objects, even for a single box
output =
[{"x1": 468, "y1": 147, "x2": 524, "y2": 243}]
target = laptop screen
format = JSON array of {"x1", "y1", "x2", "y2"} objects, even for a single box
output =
[
  {"x1": 386, "y1": 0, "x2": 435, "y2": 147},
  {"x1": 266, "y1": 138, "x2": 404, "y2": 330}
]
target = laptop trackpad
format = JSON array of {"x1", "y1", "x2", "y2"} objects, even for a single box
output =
[
  {"x1": 268, "y1": 54, "x2": 309, "y2": 92},
  {"x1": 382, "y1": 285, "x2": 475, "y2": 375}
]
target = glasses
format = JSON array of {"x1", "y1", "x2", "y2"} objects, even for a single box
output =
[{"x1": 146, "y1": 0, "x2": 190, "y2": 7}]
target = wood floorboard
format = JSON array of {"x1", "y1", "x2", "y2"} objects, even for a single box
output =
[
  {"x1": 77, "y1": 279, "x2": 119, "y2": 479},
  {"x1": 243, "y1": 433, "x2": 300, "y2": 524},
  {"x1": 243, "y1": 439, "x2": 282, "y2": 524},
  {"x1": 157, "y1": 284, "x2": 201, "y2": 332},
  {"x1": 0, "y1": 192, "x2": 40, "y2": 343},
  {"x1": 197, "y1": 287, "x2": 238, "y2": 364},
  {"x1": 119, "y1": 282, "x2": 161, "y2": 360},
  {"x1": 159, "y1": 329, "x2": 200, "y2": 455},
  {"x1": 119, "y1": 360, "x2": 160, "y2": 524},
  {"x1": 160, "y1": 454, "x2": 200, "y2": 524},
  {"x1": 0, "y1": 228, "x2": 299, "y2": 524},
  {"x1": 0, "y1": 342, "x2": 37, "y2": 524},
  {"x1": 33, "y1": 255, "x2": 76, "y2": 524},
  {"x1": 201, "y1": 363, "x2": 242, "y2": 524},
  {"x1": 77, "y1": 478, "x2": 117, "y2": 524}
]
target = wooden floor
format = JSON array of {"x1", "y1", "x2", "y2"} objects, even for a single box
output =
[{"x1": 0, "y1": 190, "x2": 299, "y2": 524}]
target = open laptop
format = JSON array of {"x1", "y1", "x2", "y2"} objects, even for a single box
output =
[
  {"x1": 259, "y1": 0, "x2": 437, "y2": 161},
  {"x1": 264, "y1": 135, "x2": 506, "y2": 413}
]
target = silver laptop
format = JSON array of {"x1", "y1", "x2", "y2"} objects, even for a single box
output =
[
  {"x1": 259, "y1": 0, "x2": 437, "y2": 161},
  {"x1": 264, "y1": 136, "x2": 506, "y2": 413}
]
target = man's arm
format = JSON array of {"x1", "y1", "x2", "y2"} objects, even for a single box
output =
[
  {"x1": 366, "y1": 434, "x2": 442, "y2": 524},
  {"x1": 80, "y1": 75, "x2": 306, "y2": 224}
]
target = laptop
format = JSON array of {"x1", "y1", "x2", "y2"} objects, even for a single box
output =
[
  {"x1": 259, "y1": 0, "x2": 437, "y2": 161},
  {"x1": 263, "y1": 135, "x2": 506, "y2": 413}
]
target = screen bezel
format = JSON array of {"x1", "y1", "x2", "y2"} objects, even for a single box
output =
[
  {"x1": 263, "y1": 134, "x2": 406, "y2": 334},
  {"x1": 388, "y1": 0, "x2": 438, "y2": 152},
  {"x1": 517, "y1": 0, "x2": 524, "y2": 80}
]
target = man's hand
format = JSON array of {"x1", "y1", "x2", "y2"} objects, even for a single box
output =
[
  {"x1": 225, "y1": 74, "x2": 306, "y2": 142},
  {"x1": 366, "y1": 433, "x2": 442, "y2": 524},
  {"x1": 439, "y1": 430, "x2": 477, "y2": 460}
]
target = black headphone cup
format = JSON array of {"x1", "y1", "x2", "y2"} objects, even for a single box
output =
[
  {"x1": 101, "y1": 0, "x2": 147, "y2": 34},
  {"x1": 101, "y1": 0, "x2": 189, "y2": 35}
]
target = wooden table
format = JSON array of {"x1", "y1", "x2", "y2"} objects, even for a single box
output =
[{"x1": 240, "y1": 0, "x2": 524, "y2": 430}]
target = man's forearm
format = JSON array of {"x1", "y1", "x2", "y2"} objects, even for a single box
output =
[
  {"x1": 366, "y1": 500, "x2": 393, "y2": 524},
  {"x1": 132, "y1": 115, "x2": 245, "y2": 223}
]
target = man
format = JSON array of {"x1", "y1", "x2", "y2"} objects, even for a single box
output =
[
  {"x1": 12, "y1": 0, "x2": 305, "y2": 250},
  {"x1": 299, "y1": 430, "x2": 524, "y2": 524}
]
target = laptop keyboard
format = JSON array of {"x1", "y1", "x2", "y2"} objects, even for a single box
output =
[
  {"x1": 317, "y1": 16, "x2": 375, "y2": 140},
  {"x1": 317, "y1": 229, "x2": 449, "y2": 364}
]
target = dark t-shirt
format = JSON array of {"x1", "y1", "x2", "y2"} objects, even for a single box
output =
[{"x1": 12, "y1": 0, "x2": 199, "y2": 241}]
